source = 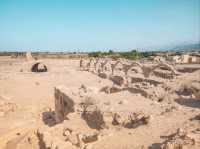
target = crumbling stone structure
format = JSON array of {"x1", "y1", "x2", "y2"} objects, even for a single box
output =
[
  {"x1": 112, "y1": 112, "x2": 150, "y2": 128},
  {"x1": 31, "y1": 62, "x2": 47, "y2": 72},
  {"x1": 54, "y1": 86, "x2": 75, "y2": 123}
]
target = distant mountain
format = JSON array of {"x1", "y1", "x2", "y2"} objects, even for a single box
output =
[{"x1": 165, "y1": 42, "x2": 200, "y2": 52}]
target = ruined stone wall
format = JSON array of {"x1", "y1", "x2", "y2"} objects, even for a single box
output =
[{"x1": 54, "y1": 86, "x2": 75, "y2": 123}]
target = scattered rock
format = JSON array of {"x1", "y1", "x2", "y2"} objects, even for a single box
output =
[
  {"x1": 161, "y1": 128, "x2": 200, "y2": 149},
  {"x1": 112, "y1": 112, "x2": 150, "y2": 129}
]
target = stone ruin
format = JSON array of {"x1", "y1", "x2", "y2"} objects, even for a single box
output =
[
  {"x1": 179, "y1": 81, "x2": 200, "y2": 100},
  {"x1": 37, "y1": 86, "x2": 103, "y2": 149},
  {"x1": 31, "y1": 62, "x2": 48, "y2": 72},
  {"x1": 112, "y1": 112, "x2": 150, "y2": 129},
  {"x1": 54, "y1": 86, "x2": 105, "y2": 129},
  {"x1": 39, "y1": 63, "x2": 200, "y2": 149},
  {"x1": 24, "y1": 52, "x2": 48, "y2": 73},
  {"x1": 37, "y1": 122, "x2": 100, "y2": 149},
  {"x1": 80, "y1": 58, "x2": 178, "y2": 80},
  {"x1": 79, "y1": 58, "x2": 200, "y2": 104},
  {"x1": 37, "y1": 85, "x2": 152, "y2": 149},
  {"x1": 53, "y1": 85, "x2": 152, "y2": 129},
  {"x1": 79, "y1": 58, "x2": 179, "y2": 96}
]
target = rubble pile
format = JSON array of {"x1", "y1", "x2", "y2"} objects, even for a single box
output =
[
  {"x1": 161, "y1": 128, "x2": 200, "y2": 149},
  {"x1": 37, "y1": 121, "x2": 100, "y2": 149},
  {"x1": 112, "y1": 112, "x2": 150, "y2": 128}
]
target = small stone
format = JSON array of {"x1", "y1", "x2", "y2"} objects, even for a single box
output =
[
  {"x1": 81, "y1": 132, "x2": 98, "y2": 143},
  {"x1": 177, "y1": 128, "x2": 187, "y2": 137},
  {"x1": 63, "y1": 129, "x2": 71, "y2": 138}
]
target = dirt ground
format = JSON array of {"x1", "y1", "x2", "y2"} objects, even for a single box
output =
[{"x1": 0, "y1": 56, "x2": 199, "y2": 149}]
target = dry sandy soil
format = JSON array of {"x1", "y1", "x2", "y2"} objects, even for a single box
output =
[{"x1": 0, "y1": 56, "x2": 199, "y2": 149}]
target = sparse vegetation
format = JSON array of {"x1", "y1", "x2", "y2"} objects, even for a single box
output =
[{"x1": 88, "y1": 50, "x2": 156, "y2": 60}]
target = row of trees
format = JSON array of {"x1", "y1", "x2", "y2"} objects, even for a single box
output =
[{"x1": 88, "y1": 50, "x2": 155, "y2": 60}]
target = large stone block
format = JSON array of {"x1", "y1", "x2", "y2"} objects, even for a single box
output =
[{"x1": 54, "y1": 86, "x2": 76, "y2": 123}]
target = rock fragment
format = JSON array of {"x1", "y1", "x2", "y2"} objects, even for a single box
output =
[{"x1": 81, "y1": 132, "x2": 99, "y2": 143}]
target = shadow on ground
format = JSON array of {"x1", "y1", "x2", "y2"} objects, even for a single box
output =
[
  {"x1": 148, "y1": 143, "x2": 162, "y2": 149},
  {"x1": 42, "y1": 111, "x2": 56, "y2": 127},
  {"x1": 175, "y1": 97, "x2": 200, "y2": 108}
]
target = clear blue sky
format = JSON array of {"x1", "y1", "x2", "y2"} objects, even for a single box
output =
[{"x1": 0, "y1": 0, "x2": 200, "y2": 52}]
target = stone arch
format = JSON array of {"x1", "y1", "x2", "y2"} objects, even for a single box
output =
[
  {"x1": 99, "y1": 59, "x2": 109, "y2": 72},
  {"x1": 120, "y1": 62, "x2": 152, "y2": 78},
  {"x1": 111, "y1": 60, "x2": 123, "y2": 75},
  {"x1": 151, "y1": 62, "x2": 176, "y2": 75},
  {"x1": 150, "y1": 62, "x2": 177, "y2": 79},
  {"x1": 124, "y1": 62, "x2": 143, "y2": 76},
  {"x1": 135, "y1": 62, "x2": 176, "y2": 78},
  {"x1": 102, "y1": 60, "x2": 112, "y2": 72}
]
